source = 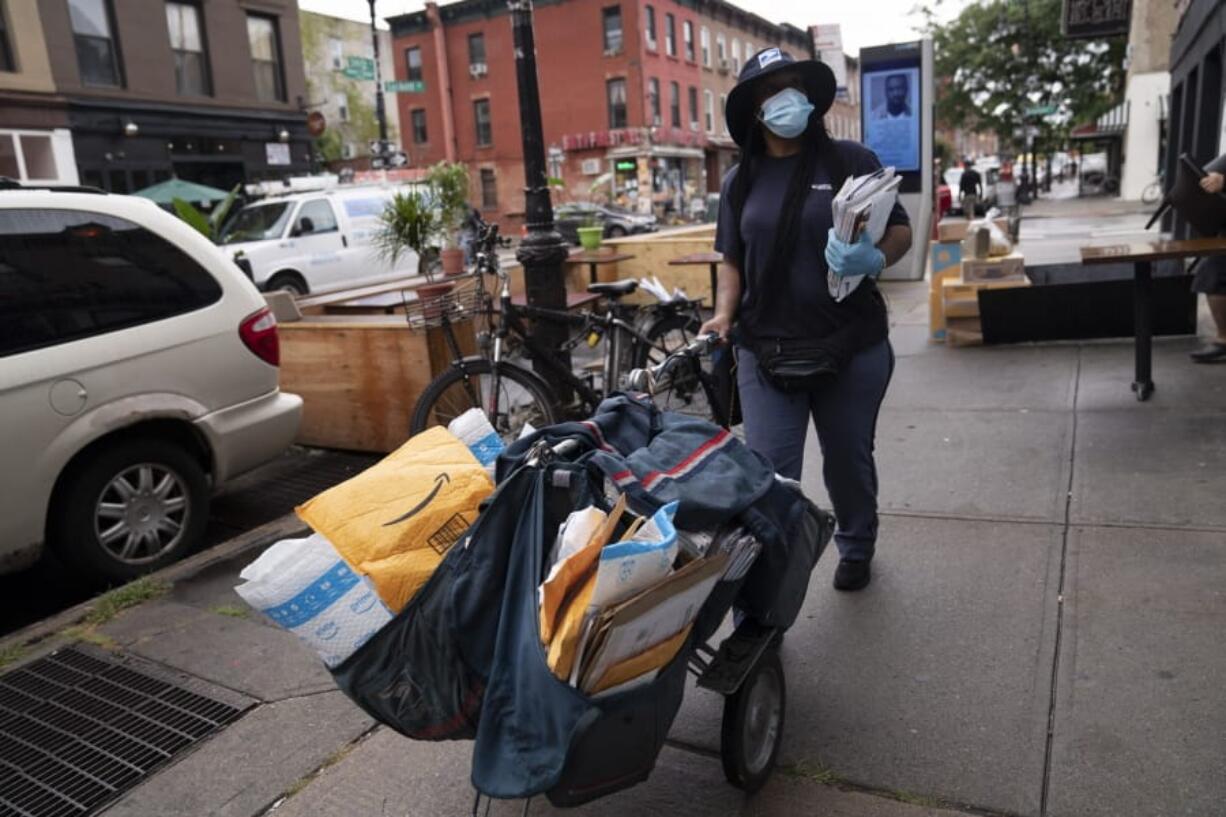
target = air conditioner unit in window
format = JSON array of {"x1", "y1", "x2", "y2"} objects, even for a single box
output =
[
  {"x1": 717, "y1": 58, "x2": 730, "y2": 74},
  {"x1": 469, "y1": 62, "x2": 488, "y2": 78},
  {"x1": 581, "y1": 158, "x2": 602, "y2": 175}
]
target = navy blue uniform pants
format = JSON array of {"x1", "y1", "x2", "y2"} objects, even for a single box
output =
[{"x1": 735, "y1": 339, "x2": 894, "y2": 562}]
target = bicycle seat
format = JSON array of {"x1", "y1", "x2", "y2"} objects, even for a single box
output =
[{"x1": 587, "y1": 280, "x2": 638, "y2": 298}]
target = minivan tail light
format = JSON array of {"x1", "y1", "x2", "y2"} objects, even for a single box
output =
[{"x1": 239, "y1": 307, "x2": 280, "y2": 366}]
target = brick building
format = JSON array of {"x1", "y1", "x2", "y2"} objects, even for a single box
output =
[{"x1": 387, "y1": 0, "x2": 810, "y2": 224}]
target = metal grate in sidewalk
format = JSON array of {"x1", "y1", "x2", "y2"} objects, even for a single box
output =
[{"x1": 0, "y1": 646, "x2": 251, "y2": 817}]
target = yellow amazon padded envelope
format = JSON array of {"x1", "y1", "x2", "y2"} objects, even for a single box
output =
[
  {"x1": 296, "y1": 426, "x2": 494, "y2": 612},
  {"x1": 546, "y1": 570, "x2": 597, "y2": 682}
]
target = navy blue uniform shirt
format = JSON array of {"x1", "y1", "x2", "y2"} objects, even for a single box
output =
[{"x1": 714, "y1": 140, "x2": 910, "y2": 342}]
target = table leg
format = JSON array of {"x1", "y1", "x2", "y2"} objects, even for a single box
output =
[
  {"x1": 589, "y1": 263, "x2": 598, "y2": 285},
  {"x1": 1132, "y1": 260, "x2": 1154, "y2": 401},
  {"x1": 708, "y1": 263, "x2": 718, "y2": 308}
]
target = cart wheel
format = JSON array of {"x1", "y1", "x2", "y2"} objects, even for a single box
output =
[{"x1": 720, "y1": 647, "x2": 785, "y2": 793}]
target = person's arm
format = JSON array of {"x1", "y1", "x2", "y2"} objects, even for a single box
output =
[
  {"x1": 877, "y1": 223, "x2": 912, "y2": 267},
  {"x1": 699, "y1": 261, "x2": 742, "y2": 340}
]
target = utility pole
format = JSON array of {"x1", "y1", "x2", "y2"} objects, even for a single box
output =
[
  {"x1": 368, "y1": 0, "x2": 389, "y2": 154},
  {"x1": 508, "y1": 0, "x2": 572, "y2": 402}
]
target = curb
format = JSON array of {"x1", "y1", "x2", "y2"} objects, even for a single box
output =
[{"x1": 0, "y1": 512, "x2": 308, "y2": 655}]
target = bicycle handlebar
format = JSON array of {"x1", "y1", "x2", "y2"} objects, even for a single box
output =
[{"x1": 624, "y1": 333, "x2": 721, "y2": 394}]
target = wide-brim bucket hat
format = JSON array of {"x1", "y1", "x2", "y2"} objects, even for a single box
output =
[{"x1": 725, "y1": 47, "x2": 836, "y2": 147}]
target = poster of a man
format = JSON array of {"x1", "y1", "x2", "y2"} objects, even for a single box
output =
[
  {"x1": 873, "y1": 73, "x2": 913, "y2": 119},
  {"x1": 862, "y1": 66, "x2": 920, "y2": 172}
]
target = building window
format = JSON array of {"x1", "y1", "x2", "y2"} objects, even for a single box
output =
[
  {"x1": 473, "y1": 98, "x2": 492, "y2": 146},
  {"x1": 0, "y1": 132, "x2": 62, "y2": 181},
  {"x1": 644, "y1": 5, "x2": 656, "y2": 48},
  {"x1": 716, "y1": 33, "x2": 726, "y2": 65},
  {"x1": 69, "y1": 0, "x2": 122, "y2": 87},
  {"x1": 329, "y1": 37, "x2": 342, "y2": 70},
  {"x1": 669, "y1": 81, "x2": 680, "y2": 127},
  {"x1": 731, "y1": 39, "x2": 740, "y2": 73},
  {"x1": 688, "y1": 85, "x2": 698, "y2": 130},
  {"x1": 664, "y1": 13, "x2": 675, "y2": 57},
  {"x1": 704, "y1": 89, "x2": 714, "y2": 133},
  {"x1": 411, "y1": 109, "x2": 427, "y2": 144},
  {"x1": 0, "y1": 2, "x2": 15, "y2": 72},
  {"x1": 480, "y1": 168, "x2": 497, "y2": 209},
  {"x1": 683, "y1": 21, "x2": 694, "y2": 62},
  {"x1": 468, "y1": 32, "x2": 485, "y2": 67},
  {"x1": 649, "y1": 77, "x2": 660, "y2": 125},
  {"x1": 602, "y1": 6, "x2": 622, "y2": 54},
  {"x1": 166, "y1": 3, "x2": 210, "y2": 96},
  {"x1": 606, "y1": 77, "x2": 627, "y2": 129},
  {"x1": 745, "y1": 41, "x2": 754, "y2": 61},
  {"x1": 405, "y1": 46, "x2": 422, "y2": 82},
  {"x1": 247, "y1": 14, "x2": 284, "y2": 102},
  {"x1": 336, "y1": 92, "x2": 348, "y2": 122},
  {"x1": 719, "y1": 93, "x2": 727, "y2": 134},
  {"x1": 700, "y1": 26, "x2": 710, "y2": 67}
]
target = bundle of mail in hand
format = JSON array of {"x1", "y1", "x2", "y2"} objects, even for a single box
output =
[
  {"x1": 828, "y1": 167, "x2": 901, "y2": 303},
  {"x1": 538, "y1": 495, "x2": 760, "y2": 698}
]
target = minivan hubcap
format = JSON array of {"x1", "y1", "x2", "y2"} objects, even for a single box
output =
[{"x1": 94, "y1": 464, "x2": 189, "y2": 564}]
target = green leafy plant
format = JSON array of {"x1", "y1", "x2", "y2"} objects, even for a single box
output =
[
  {"x1": 171, "y1": 183, "x2": 243, "y2": 243},
  {"x1": 374, "y1": 189, "x2": 441, "y2": 279},
  {"x1": 425, "y1": 161, "x2": 471, "y2": 249}
]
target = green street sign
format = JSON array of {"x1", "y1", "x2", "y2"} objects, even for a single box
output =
[
  {"x1": 1024, "y1": 104, "x2": 1057, "y2": 117},
  {"x1": 343, "y1": 56, "x2": 375, "y2": 81},
  {"x1": 385, "y1": 79, "x2": 425, "y2": 93}
]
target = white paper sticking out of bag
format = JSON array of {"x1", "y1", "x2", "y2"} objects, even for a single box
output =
[
  {"x1": 590, "y1": 501, "x2": 679, "y2": 609},
  {"x1": 544, "y1": 505, "x2": 608, "y2": 585},
  {"x1": 235, "y1": 533, "x2": 393, "y2": 668}
]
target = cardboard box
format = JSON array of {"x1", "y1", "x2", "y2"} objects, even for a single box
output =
[
  {"x1": 942, "y1": 276, "x2": 1031, "y2": 319},
  {"x1": 961, "y1": 252, "x2": 1025, "y2": 283},
  {"x1": 945, "y1": 316, "x2": 983, "y2": 347},
  {"x1": 929, "y1": 285, "x2": 946, "y2": 343},
  {"x1": 936, "y1": 217, "x2": 1010, "y2": 243}
]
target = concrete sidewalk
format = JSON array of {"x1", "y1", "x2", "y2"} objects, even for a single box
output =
[{"x1": 4, "y1": 275, "x2": 1224, "y2": 817}]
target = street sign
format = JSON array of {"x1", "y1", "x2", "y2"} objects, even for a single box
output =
[
  {"x1": 1062, "y1": 0, "x2": 1131, "y2": 40},
  {"x1": 1024, "y1": 104, "x2": 1057, "y2": 117},
  {"x1": 385, "y1": 80, "x2": 425, "y2": 93},
  {"x1": 344, "y1": 56, "x2": 375, "y2": 81}
]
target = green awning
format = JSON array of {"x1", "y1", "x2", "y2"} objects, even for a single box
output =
[{"x1": 132, "y1": 177, "x2": 230, "y2": 205}]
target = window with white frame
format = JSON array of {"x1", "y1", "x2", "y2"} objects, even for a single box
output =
[
  {"x1": 0, "y1": 132, "x2": 62, "y2": 182},
  {"x1": 716, "y1": 33, "x2": 726, "y2": 66},
  {"x1": 683, "y1": 21, "x2": 694, "y2": 62},
  {"x1": 329, "y1": 37, "x2": 342, "y2": 70},
  {"x1": 166, "y1": 2, "x2": 210, "y2": 96},
  {"x1": 745, "y1": 41, "x2": 753, "y2": 61},
  {"x1": 704, "y1": 89, "x2": 714, "y2": 133},
  {"x1": 731, "y1": 39, "x2": 740, "y2": 73},
  {"x1": 719, "y1": 93, "x2": 727, "y2": 134},
  {"x1": 700, "y1": 27, "x2": 710, "y2": 67},
  {"x1": 336, "y1": 92, "x2": 348, "y2": 122}
]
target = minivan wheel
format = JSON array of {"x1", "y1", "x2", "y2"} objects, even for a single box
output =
[
  {"x1": 51, "y1": 439, "x2": 209, "y2": 584},
  {"x1": 267, "y1": 271, "x2": 308, "y2": 296}
]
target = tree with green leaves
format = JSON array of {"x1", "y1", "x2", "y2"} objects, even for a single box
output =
[{"x1": 918, "y1": 0, "x2": 1125, "y2": 153}]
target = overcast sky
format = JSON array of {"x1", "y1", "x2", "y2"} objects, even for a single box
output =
[{"x1": 298, "y1": 0, "x2": 972, "y2": 56}]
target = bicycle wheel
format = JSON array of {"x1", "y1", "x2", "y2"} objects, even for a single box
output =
[
  {"x1": 638, "y1": 313, "x2": 721, "y2": 425},
  {"x1": 410, "y1": 359, "x2": 558, "y2": 444},
  {"x1": 1141, "y1": 181, "x2": 1162, "y2": 205}
]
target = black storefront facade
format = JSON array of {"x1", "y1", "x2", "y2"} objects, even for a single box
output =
[
  {"x1": 68, "y1": 98, "x2": 311, "y2": 195},
  {"x1": 1166, "y1": 0, "x2": 1226, "y2": 238}
]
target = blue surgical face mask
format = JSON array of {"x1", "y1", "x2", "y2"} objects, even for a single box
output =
[{"x1": 758, "y1": 87, "x2": 814, "y2": 138}]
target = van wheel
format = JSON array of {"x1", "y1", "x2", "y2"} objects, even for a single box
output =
[
  {"x1": 267, "y1": 271, "x2": 308, "y2": 296},
  {"x1": 50, "y1": 439, "x2": 210, "y2": 585}
]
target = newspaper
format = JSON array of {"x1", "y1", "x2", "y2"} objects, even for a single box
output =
[{"x1": 828, "y1": 167, "x2": 901, "y2": 303}]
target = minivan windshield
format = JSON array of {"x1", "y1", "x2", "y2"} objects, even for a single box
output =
[{"x1": 220, "y1": 202, "x2": 293, "y2": 244}]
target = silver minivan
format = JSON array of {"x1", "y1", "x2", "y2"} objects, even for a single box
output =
[{"x1": 0, "y1": 187, "x2": 302, "y2": 582}]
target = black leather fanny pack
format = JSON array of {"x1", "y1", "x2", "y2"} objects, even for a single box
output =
[{"x1": 751, "y1": 337, "x2": 841, "y2": 392}]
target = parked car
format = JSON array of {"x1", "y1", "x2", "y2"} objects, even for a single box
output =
[
  {"x1": 942, "y1": 165, "x2": 999, "y2": 216},
  {"x1": 0, "y1": 186, "x2": 303, "y2": 583},
  {"x1": 554, "y1": 203, "x2": 658, "y2": 245},
  {"x1": 221, "y1": 183, "x2": 427, "y2": 295}
]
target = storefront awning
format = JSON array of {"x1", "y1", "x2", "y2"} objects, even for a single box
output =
[{"x1": 606, "y1": 145, "x2": 706, "y2": 161}]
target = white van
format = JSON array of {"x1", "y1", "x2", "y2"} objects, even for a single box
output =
[{"x1": 220, "y1": 184, "x2": 424, "y2": 295}]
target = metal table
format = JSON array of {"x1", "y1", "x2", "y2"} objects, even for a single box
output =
[
  {"x1": 668, "y1": 251, "x2": 723, "y2": 306},
  {"x1": 1080, "y1": 237, "x2": 1226, "y2": 400}
]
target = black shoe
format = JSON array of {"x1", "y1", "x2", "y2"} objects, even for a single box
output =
[
  {"x1": 1189, "y1": 343, "x2": 1226, "y2": 363},
  {"x1": 833, "y1": 559, "x2": 872, "y2": 592}
]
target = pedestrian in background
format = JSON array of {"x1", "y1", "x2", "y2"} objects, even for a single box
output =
[
  {"x1": 700, "y1": 48, "x2": 913, "y2": 592},
  {"x1": 960, "y1": 161, "x2": 983, "y2": 219},
  {"x1": 1190, "y1": 155, "x2": 1226, "y2": 363}
]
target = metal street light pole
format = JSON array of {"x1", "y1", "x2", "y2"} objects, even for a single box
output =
[
  {"x1": 368, "y1": 0, "x2": 389, "y2": 153},
  {"x1": 508, "y1": 0, "x2": 572, "y2": 401}
]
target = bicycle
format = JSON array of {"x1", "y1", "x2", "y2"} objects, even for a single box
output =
[
  {"x1": 1141, "y1": 170, "x2": 1165, "y2": 205},
  {"x1": 408, "y1": 221, "x2": 726, "y2": 442}
]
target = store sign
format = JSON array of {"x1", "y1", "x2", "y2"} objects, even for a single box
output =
[
  {"x1": 615, "y1": 160, "x2": 637, "y2": 171},
  {"x1": 344, "y1": 56, "x2": 376, "y2": 81},
  {"x1": 265, "y1": 142, "x2": 291, "y2": 166},
  {"x1": 560, "y1": 128, "x2": 644, "y2": 151},
  {"x1": 1062, "y1": 0, "x2": 1131, "y2": 39},
  {"x1": 385, "y1": 79, "x2": 425, "y2": 93},
  {"x1": 650, "y1": 127, "x2": 705, "y2": 148}
]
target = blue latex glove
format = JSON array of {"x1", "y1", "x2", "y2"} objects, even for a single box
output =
[{"x1": 825, "y1": 229, "x2": 886, "y2": 279}]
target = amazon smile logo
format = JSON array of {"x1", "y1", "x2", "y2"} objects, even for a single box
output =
[{"x1": 383, "y1": 473, "x2": 450, "y2": 527}]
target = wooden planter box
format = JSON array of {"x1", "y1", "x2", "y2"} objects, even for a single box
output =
[{"x1": 279, "y1": 315, "x2": 476, "y2": 453}]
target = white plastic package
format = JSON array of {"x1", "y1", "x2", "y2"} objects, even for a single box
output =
[
  {"x1": 590, "y1": 501, "x2": 680, "y2": 609},
  {"x1": 447, "y1": 407, "x2": 504, "y2": 475},
  {"x1": 235, "y1": 533, "x2": 393, "y2": 668}
]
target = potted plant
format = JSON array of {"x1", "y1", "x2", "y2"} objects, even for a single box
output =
[
  {"x1": 426, "y1": 160, "x2": 472, "y2": 276},
  {"x1": 576, "y1": 172, "x2": 615, "y2": 251},
  {"x1": 374, "y1": 190, "x2": 453, "y2": 317}
]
